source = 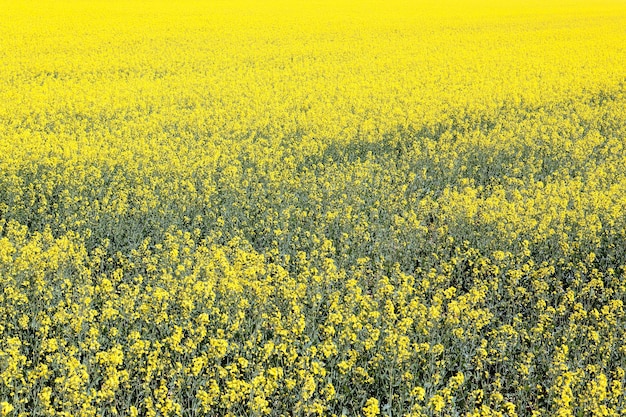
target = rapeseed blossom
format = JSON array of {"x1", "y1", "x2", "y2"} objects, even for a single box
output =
[{"x1": 1, "y1": 0, "x2": 626, "y2": 415}]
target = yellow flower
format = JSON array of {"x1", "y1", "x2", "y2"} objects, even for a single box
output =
[
  {"x1": 302, "y1": 374, "x2": 316, "y2": 401},
  {"x1": 411, "y1": 386, "x2": 426, "y2": 401},
  {"x1": 0, "y1": 402, "x2": 14, "y2": 417},
  {"x1": 362, "y1": 398, "x2": 380, "y2": 417},
  {"x1": 429, "y1": 394, "x2": 446, "y2": 413}
]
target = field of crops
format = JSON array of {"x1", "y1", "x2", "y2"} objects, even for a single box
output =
[{"x1": 2, "y1": 0, "x2": 626, "y2": 415}]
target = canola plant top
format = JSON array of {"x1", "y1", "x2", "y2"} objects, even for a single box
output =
[{"x1": 2, "y1": 0, "x2": 625, "y2": 166}]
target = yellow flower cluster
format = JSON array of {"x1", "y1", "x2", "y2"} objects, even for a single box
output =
[{"x1": 2, "y1": 0, "x2": 626, "y2": 415}]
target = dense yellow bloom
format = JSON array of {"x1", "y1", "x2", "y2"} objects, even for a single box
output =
[
  {"x1": 0, "y1": 403, "x2": 13, "y2": 417},
  {"x1": 1, "y1": 0, "x2": 626, "y2": 415},
  {"x1": 362, "y1": 398, "x2": 380, "y2": 417}
]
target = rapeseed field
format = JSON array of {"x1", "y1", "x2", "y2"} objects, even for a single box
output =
[{"x1": 1, "y1": 0, "x2": 626, "y2": 415}]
